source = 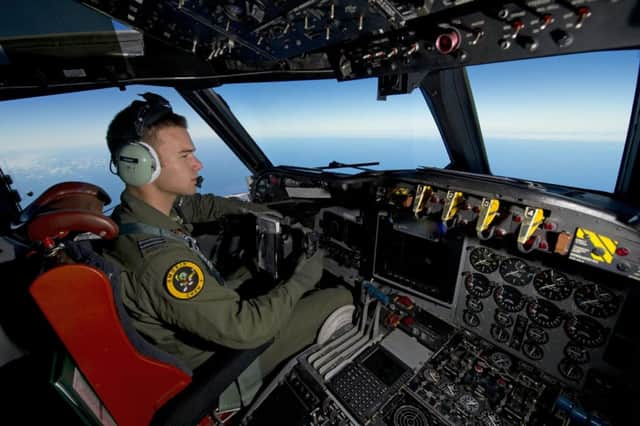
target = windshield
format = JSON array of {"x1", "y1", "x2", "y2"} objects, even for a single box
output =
[
  {"x1": 216, "y1": 79, "x2": 449, "y2": 172},
  {"x1": 468, "y1": 50, "x2": 640, "y2": 192}
]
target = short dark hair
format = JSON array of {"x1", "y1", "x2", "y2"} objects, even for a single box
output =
[{"x1": 106, "y1": 94, "x2": 188, "y2": 159}]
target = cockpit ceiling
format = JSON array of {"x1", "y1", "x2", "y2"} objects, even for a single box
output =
[{"x1": 1, "y1": 0, "x2": 640, "y2": 98}]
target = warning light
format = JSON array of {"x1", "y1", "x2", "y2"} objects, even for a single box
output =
[
  {"x1": 616, "y1": 247, "x2": 629, "y2": 256},
  {"x1": 513, "y1": 215, "x2": 522, "y2": 223}
]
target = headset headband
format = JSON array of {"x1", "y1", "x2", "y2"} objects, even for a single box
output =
[{"x1": 133, "y1": 92, "x2": 173, "y2": 141}]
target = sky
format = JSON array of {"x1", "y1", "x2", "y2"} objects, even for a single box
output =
[{"x1": 0, "y1": 48, "x2": 638, "y2": 202}]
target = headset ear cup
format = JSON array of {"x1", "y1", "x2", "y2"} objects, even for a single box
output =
[
  {"x1": 115, "y1": 142, "x2": 160, "y2": 186},
  {"x1": 138, "y1": 142, "x2": 161, "y2": 183}
]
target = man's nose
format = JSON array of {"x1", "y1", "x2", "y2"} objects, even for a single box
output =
[{"x1": 193, "y1": 156, "x2": 203, "y2": 171}]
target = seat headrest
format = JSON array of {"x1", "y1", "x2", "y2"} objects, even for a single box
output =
[
  {"x1": 27, "y1": 210, "x2": 118, "y2": 248},
  {"x1": 17, "y1": 182, "x2": 111, "y2": 226}
]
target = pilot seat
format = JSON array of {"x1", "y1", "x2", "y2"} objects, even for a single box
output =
[{"x1": 18, "y1": 182, "x2": 269, "y2": 426}]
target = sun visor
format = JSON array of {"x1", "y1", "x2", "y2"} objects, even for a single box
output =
[{"x1": 0, "y1": 0, "x2": 143, "y2": 63}]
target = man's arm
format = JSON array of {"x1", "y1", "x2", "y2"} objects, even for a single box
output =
[
  {"x1": 177, "y1": 193, "x2": 273, "y2": 223},
  {"x1": 135, "y1": 244, "x2": 323, "y2": 349}
]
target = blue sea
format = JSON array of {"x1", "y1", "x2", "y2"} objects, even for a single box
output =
[{"x1": 0, "y1": 137, "x2": 624, "y2": 209}]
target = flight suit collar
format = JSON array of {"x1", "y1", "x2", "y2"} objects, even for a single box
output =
[{"x1": 118, "y1": 191, "x2": 188, "y2": 232}]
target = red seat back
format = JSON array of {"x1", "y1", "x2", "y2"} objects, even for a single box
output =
[{"x1": 29, "y1": 264, "x2": 192, "y2": 426}]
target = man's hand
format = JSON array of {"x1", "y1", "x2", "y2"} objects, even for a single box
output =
[{"x1": 291, "y1": 249, "x2": 325, "y2": 291}]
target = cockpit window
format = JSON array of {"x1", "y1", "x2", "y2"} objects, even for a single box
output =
[
  {"x1": 216, "y1": 78, "x2": 449, "y2": 173},
  {"x1": 467, "y1": 50, "x2": 640, "y2": 192},
  {"x1": 0, "y1": 86, "x2": 250, "y2": 206}
]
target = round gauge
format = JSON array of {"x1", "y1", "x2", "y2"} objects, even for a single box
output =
[
  {"x1": 480, "y1": 411, "x2": 502, "y2": 426},
  {"x1": 494, "y1": 310, "x2": 514, "y2": 328},
  {"x1": 463, "y1": 310, "x2": 480, "y2": 328},
  {"x1": 493, "y1": 286, "x2": 526, "y2": 313},
  {"x1": 526, "y1": 299, "x2": 564, "y2": 329},
  {"x1": 466, "y1": 296, "x2": 484, "y2": 313},
  {"x1": 470, "y1": 247, "x2": 500, "y2": 274},
  {"x1": 489, "y1": 351, "x2": 512, "y2": 370},
  {"x1": 458, "y1": 393, "x2": 480, "y2": 414},
  {"x1": 499, "y1": 258, "x2": 534, "y2": 286},
  {"x1": 522, "y1": 342, "x2": 544, "y2": 361},
  {"x1": 465, "y1": 273, "x2": 493, "y2": 298},
  {"x1": 533, "y1": 269, "x2": 573, "y2": 301},
  {"x1": 564, "y1": 315, "x2": 608, "y2": 348},
  {"x1": 574, "y1": 283, "x2": 620, "y2": 318},
  {"x1": 490, "y1": 324, "x2": 510, "y2": 343},
  {"x1": 564, "y1": 344, "x2": 590, "y2": 364},
  {"x1": 558, "y1": 358, "x2": 584, "y2": 382},
  {"x1": 423, "y1": 368, "x2": 441, "y2": 383},
  {"x1": 526, "y1": 326, "x2": 549, "y2": 344}
]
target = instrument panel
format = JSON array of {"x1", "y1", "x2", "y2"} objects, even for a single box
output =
[
  {"x1": 248, "y1": 167, "x2": 638, "y2": 424},
  {"x1": 455, "y1": 242, "x2": 626, "y2": 386}
]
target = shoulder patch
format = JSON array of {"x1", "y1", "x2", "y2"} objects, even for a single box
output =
[
  {"x1": 137, "y1": 237, "x2": 166, "y2": 256},
  {"x1": 165, "y1": 261, "x2": 205, "y2": 300}
]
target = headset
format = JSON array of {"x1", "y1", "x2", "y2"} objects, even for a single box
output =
[{"x1": 112, "y1": 93, "x2": 173, "y2": 186}]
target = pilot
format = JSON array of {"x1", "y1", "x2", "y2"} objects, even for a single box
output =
[{"x1": 104, "y1": 92, "x2": 352, "y2": 412}]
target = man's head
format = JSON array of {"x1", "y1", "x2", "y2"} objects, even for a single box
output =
[{"x1": 107, "y1": 93, "x2": 203, "y2": 198}]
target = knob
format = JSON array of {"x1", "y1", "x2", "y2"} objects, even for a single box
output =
[
  {"x1": 539, "y1": 14, "x2": 554, "y2": 31},
  {"x1": 435, "y1": 29, "x2": 461, "y2": 54},
  {"x1": 551, "y1": 29, "x2": 573, "y2": 48},
  {"x1": 517, "y1": 35, "x2": 538, "y2": 52}
]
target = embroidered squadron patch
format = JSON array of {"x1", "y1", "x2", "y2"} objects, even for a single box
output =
[{"x1": 165, "y1": 261, "x2": 204, "y2": 299}]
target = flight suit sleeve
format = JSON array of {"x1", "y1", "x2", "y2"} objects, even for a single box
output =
[
  {"x1": 136, "y1": 243, "x2": 317, "y2": 349},
  {"x1": 177, "y1": 193, "x2": 272, "y2": 223}
]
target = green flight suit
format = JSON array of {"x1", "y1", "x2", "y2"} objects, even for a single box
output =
[{"x1": 107, "y1": 191, "x2": 352, "y2": 409}]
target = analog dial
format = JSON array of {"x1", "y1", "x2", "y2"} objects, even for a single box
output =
[
  {"x1": 564, "y1": 315, "x2": 607, "y2": 348},
  {"x1": 564, "y1": 343, "x2": 590, "y2": 364},
  {"x1": 466, "y1": 296, "x2": 484, "y2": 313},
  {"x1": 494, "y1": 310, "x2": 514, "y2": 327},
  {"x1": 458, "y1": 394, "x2": 480, "y2": 414},
  {"x1": 499, "y1": 258, "x2": 534, "y2": 286},
  {"x1": 574, "y1": 283, "x2": 619, "y2": 318},
  {"x1": 533, "y1": 269, "x2": 573, "y2": 301},
  {"x1": 558, "y1": 358, "x2": 584, "y2": 382},
  {"x1": 527, "y1": 299, "x2": 563, "y2": 329},
  {"x1": 490, "y1": 324, "x2": 510, "y2": 343},
  {"x1": 489, "y1": 352, "x2": 512, "y2": 370},
  {"x1": 463, "y1": 310, "x2": 480, "y2": 328},
  {"x1": 470, "y1": 247, "x2": 500, "y2": 273},
  {"x1": 465, "y1": 273, "x2": 493, "y2": 298},
  {"x1": 494, "y1": 286, "x2": 526, "y2": 313},
  {"x1": 423, "y1": 368, "x2": 441, "y2": 383},
  {"x1": 526, "y1": 325, "x2": 549, "y2": 344},
  {"x1": 522, "y1": 342, "x2": 544, "y2": 361}
]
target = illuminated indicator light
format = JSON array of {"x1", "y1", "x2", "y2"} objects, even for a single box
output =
[
  {"x1": 513, "y1": 215, "x2": 522, "y2": 223},
  {"x1": 616, "y1": 247, "x2": 629, "y2": 256},
  {"x1": 543, "y1": 222, "x2": 556, "y2": 230},
  {"x1": 538, "y1": 240, "x2": 548, "y2": 250},
  {"x1": 401, "y1": 317, "x2": 415, "y2": 327},
  {"x1": 495, "y1": 228, "x2": 506, "y2": 237}
]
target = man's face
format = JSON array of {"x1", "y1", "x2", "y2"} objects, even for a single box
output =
[{"x1": 151, "y1": 126, "x2": 203, "y2": 196}]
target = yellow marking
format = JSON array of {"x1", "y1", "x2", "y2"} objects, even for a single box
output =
[
  {"x1": 579, "y1": 228, "x2": 617, "y2": 264},
  {"x1": 517, "y1": 207, "x2": 545, "y2": 244},
  {"x1": 413, "y1": 185, "x2": 432, "y2": 216},
  {"x1": 476, "y1": 198, "x2": 500, "y2": 233},
  {"x1": 442, "y1": 191, "x2": 463, "y2": 222}
]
